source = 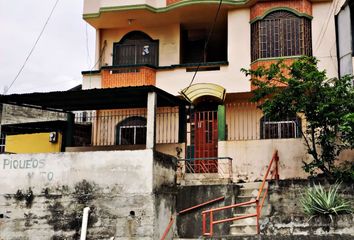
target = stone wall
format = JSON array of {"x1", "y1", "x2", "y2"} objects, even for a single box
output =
[
  {"x1": 0, "y1": 150, "x2": 176, "y2": 240},
  {"x1": 262, "y1": 180, "x2": 354, "y2": 237}
]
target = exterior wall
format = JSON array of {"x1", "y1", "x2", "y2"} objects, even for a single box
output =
[
  {"x1": 82, "y1": 73, "x2": 101, "y2": 89},
  {"x1": 157, "y1": 8, "x2": 251, "y2": 95},
  {"x1": 101, "y1": 67, "x2": 156, "y2": 88},
  {"x1": 219, "y1": 139, "x2": 311, "y2": 182},
  {"x1": 1, "y1": 104, "x2": 67, "y2": 125},
  {"x1": 5, "y1": 133, "x2": 62, "y2": 154},
  {"x1": 312, "y1": 1, "x2": 338, "y2": 79},
  {"x1": 264, "y1": 180, "x2": 354, "y2": 237},
  {"x1": 250, "y1": 0, "x2": 312, "y2": 20},
  {"x1": 0, "y1": 150, "x2": 176, "y2": 239},
  {"x1": 100, "y1": 25, "x2": 180, "y2": 67}
]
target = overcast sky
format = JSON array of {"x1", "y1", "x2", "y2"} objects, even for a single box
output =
[{"x1": 0, "y1": 0, "x2": 95, "y2": 94}]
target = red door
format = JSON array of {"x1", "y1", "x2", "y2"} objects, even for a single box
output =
[{"x1": 193, "y1": 111, "x2": 218, "y2": 173}]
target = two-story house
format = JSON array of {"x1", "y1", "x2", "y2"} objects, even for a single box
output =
[{"x1": 1, "y1": 0, "x2": 353, "y2": 239}]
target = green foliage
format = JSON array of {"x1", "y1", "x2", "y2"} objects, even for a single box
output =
[
  {"x1": 300, "y1": 183, "x2": 353, "y2": 219},
  {"x1": 242, "y1": 56, "x2": 354, "y2": 178}
]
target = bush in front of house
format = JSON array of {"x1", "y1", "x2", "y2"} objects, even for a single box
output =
[{"x1": 300, "y1": 183, "x2": 353, "y2": 219}]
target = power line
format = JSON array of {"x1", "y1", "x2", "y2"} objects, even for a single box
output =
[
  {"x1": 5, "y1": 0, "x2": 60, "y2": 95},
  {"x1": 186, "y1": 0, "x2": 223, "y2": 89}
]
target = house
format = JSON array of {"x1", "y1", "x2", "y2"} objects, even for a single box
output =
[{"x1": 0, "y1": 0, "x2": 353, "y2": 239}]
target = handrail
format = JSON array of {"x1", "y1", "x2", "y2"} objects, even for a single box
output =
[
  {"x1": 160, "y1": 216, "x2": 174, "y2": 240},
  {"x1": 202, "y1": 150, "x2": 279, "y2": 237},
  {"x1": 178, "y1": 196, "x2": 225, "y2": 215}
]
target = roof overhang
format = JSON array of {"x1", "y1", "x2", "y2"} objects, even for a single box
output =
[{"x1": 0, "y1": 86, "x2": 187, "y2": 111}]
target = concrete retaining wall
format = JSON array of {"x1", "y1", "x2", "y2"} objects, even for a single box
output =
[{"x1": 0, "y1": 150, "x2": 176, "y2": 240}]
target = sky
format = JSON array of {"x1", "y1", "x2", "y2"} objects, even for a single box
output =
[{"x1": 0, "y1": 0, "x2": 95, "y2": 94}]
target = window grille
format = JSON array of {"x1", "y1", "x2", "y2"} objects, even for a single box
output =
[{"x1": 251, "y1": 11, "x2": 312, "y2": 61}]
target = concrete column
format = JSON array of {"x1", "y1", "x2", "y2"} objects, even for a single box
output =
[
  {"x1": 95, "y1": 29, "x2": 101, "y2": 69},
  {"x1": 146, "y1": 92, "x2": 157, "y2": 149}
]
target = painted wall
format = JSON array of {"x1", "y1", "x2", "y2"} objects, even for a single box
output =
[
  {"x1": 218, "y1": 139, "x2": 311, "y2": 182},
  {"x1": 0, "y1": 150, "x2": 176, "y2": 239},
  {"x1": 5, "y1": 132, "x2": 62, "y2": 154},
  {"x1": 100, "y1": 24, "x2": 180, "y2": 67},
  {"x1": 156, "y1": 8, "x2": 251, "y2": 95},
  {"x1": 82, "y1": 73, "x2": 101, "y2": 89},
  {"x1": 312, "y1": 1, "x2": 339, "y2": 79}
]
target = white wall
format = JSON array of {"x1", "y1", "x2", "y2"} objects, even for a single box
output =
[
  {"x1": 312, "y1": 1, "x2": 339, "y2": 78},
  {"x1": 0, "y1": 150, "x2": 154, "y2": 194}
]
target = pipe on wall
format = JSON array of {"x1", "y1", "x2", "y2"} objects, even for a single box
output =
[{"x1": 80, "y1": 207, "x2": 91, "y2": 240}]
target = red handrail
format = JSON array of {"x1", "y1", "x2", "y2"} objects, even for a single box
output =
[
  {"x1": 179, "y1": 196, "x2": 225, "y2": 215},
  {"x1": 202, "y1": 150, "x2": 279, "y2": 236},
  {"x1": 160, "y1": 216, "x2": 174, "y2": 240}
]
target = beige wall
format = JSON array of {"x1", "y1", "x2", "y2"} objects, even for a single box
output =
[
  {"x1": 157, "y1": 8, "x2": 252, "y2": 95},
  {"x1": 312, "y1": 1, "x2": 339, "y2": 79},
  {"x1": 100, "y1": 24, "x2": 180, "y2": 67},
  {"x1": 219, "y1": 139, "x2": 311, "y2": 182}
]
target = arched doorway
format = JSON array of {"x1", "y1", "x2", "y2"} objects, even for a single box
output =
[{"x1": 182, "y1": 83, "x2": 226, "y2": 173}]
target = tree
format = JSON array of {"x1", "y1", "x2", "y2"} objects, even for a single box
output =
[{"x1": 242, "y1": 56, "x2": 354, "y2": 178}]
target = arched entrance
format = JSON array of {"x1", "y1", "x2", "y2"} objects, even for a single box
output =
[{"x1": 182, "y1": 83, "x2": 226, "y2": 173}]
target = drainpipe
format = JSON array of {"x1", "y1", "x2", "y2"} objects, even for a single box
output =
[{"x1": 80, "y1": 207, "x2": 90, "y2": 240}]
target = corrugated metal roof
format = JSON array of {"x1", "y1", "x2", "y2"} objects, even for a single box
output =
[{"x1": 0, "y1": 85, "x2": 187, "y2": 111}]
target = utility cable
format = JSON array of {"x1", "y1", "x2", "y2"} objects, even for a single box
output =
[
  {"x1": 186, "y1": 0, "x2": 223, "y2": 89},
  {"x1": 4, "y1": 0, "x2": 60, "y2": 94}
]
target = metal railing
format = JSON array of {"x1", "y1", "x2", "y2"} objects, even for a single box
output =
[
  {"x1": 73, "y1": 107, "x2": 179, "y2": 147},
  {"x1": 177, "y1": 157, "x2": 233, "y2": 181},
  {"x1": 202, "y1": 150, "x2": 279, "y2": 237},
  {"x1": 226, "y1": 102, "x2": 302, "y2": 141}
]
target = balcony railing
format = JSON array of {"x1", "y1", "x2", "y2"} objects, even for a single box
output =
[
  {"x1": 73, "y1": 107, "x2": 179, "y2": 148},
  {"x1": 225, "y1": 102, "x2": 302, "y2": 141}
]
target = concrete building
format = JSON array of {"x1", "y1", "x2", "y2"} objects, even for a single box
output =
[{"x1": 0, "y1": 0, "x2": 353, "y2": 239}]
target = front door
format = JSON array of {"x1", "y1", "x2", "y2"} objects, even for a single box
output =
[{"x1": 192, "y1": 111, "x2": 218, "y2": 173}]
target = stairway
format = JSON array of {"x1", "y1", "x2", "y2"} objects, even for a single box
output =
[{"x1": 230, "y1": 182, "x2": 272, "y2": 236}]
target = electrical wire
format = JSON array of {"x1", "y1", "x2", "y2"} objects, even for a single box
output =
[
  {"x1": 4, "y1": 0, "x2": 60, "y2": 95},
  {"x1": 186, "y1": 0, "x2": 223, "y2": 89}
]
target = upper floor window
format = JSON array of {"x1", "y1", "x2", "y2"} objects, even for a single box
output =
[
  {"x1": 260, "y1": 115, "x2": 302, "y2": 139},
  {"x1": 113, "y1": 31, "x2": 159, "y2": 66},
  {"x1": 251, "y1": 11, "x2": 312, "y2": 61},
  {"x1": 116, "y1": 116, "x2": 147, "y2": 145}
]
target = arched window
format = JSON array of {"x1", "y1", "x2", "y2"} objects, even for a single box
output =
[
  {"x1": 113, "y1": 31, "x2": 159, "y2": 66},
  {"x1": 116, "y1": 116, "x2": 147, "y2": 145},
  {"x1": 260, "y1": 115, "x2": 302, "y2": 139},
  {"x1": 251, "y1": 10, "x2": 312, "y2": 61}
]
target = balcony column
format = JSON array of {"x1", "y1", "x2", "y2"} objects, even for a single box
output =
[{"x1": 146, "y1": 92, "x2": 157, "y2": 149}]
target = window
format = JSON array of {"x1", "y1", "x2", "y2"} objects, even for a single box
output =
[
  {"x1": 251, "y1": 11, "x2": 312, "y2": 61},
  {"x1": 260, "y1": 116, "x2": 301, "y2": 139},
  {"x1": 113, "y1": 31, "x2": 158, "y2": 66},
  {"x1": 116, "y1": 117, "x2": 147, "y2": 145}
]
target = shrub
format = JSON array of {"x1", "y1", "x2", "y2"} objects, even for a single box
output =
[{"x1": 300, "y1": 183, "x2": 353, "y2": 219}]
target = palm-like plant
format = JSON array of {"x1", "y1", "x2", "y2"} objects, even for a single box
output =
[{"x1": 300, "y1": 183, "x2": 353, "y2": 219}]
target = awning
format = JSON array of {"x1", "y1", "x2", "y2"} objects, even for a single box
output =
[
  {"x1": 0, "y1": 85, "x2": 187, "y2": 111},
  {"x1": 181, "y1": 83, "x2": 226, "y2": 103}
]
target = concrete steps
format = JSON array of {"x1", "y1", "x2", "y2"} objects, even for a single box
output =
[{"x1": 230, "y1": 182, "x2": 272, "y2": 236}]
